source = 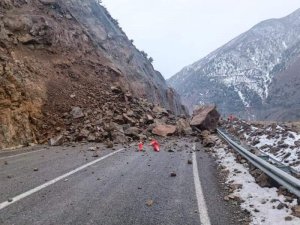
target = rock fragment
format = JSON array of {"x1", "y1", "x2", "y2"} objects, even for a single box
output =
[
  {"x1": 152, "y1": 124, "x2": 176, "y2": 137},
  {"x1": 49, "y1": 135, "x2": 64, "y2": 146},
  {"x1": 70, "y1": 107, "x2": 84, "y2": 119},
  {"x1": 146, "y1": 199, "x2": 154, "y2": 207},
  {"x1": 170, "y1": 172, "x2": 177, "y2": 177}
]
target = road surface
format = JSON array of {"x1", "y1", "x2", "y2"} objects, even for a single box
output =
[{"x1": 0, "y1": 138, "x2": 247, "y2": 225}]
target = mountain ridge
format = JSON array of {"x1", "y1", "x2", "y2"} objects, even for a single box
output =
[{"x1": 168, "y1": 8, "x2": 300, "y2": 121}]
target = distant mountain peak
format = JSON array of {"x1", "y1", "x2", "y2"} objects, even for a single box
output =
[
  {"x1": 288, "y1": 8, "x2": 300, "y2": 17},
  {"x1": 168, "y1": 8, "x2": 300, "y2": 121}
]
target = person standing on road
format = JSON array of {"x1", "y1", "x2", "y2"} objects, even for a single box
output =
[{"x1": 149, "y1": 138, "x2": 160, "y2": 152}]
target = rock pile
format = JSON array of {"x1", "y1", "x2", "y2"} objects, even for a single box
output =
[
  {"x1": 198, "y1": 130, "x2": 220, "y2": 148},
  {"x1": 46, "y1": 85, "x2": 191, "y2": 146},
  {"x1": 190, "y1": 105, "x2": 220, "y2": 131}
]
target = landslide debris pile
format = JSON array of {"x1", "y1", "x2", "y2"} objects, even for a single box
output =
[
  {"x1": 47, "y1": 85, "x2": 192, "y2": 146},
  {"x1": 0, "y1": 0, "x2": 186, "y2": 149},
  {"x1": 221, "y1": 119, "x2": 300, "y2": 171}
]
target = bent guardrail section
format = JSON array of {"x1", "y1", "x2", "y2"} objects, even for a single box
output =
[{"x1": 217, "y1": 128, "x2": 300, "y2": 198}]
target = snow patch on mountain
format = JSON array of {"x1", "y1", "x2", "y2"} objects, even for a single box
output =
[
  {"x1": 168, "y1": 9, "x2": 300, "y2": 118},
  {"x1": 237, "y1": 90, "x2": 249, "y2": 107}
]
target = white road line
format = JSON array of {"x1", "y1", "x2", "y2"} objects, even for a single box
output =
[
  {"x1": 193, "y1": 143, "x2": 196, "y2": 151},
  {"x1": 192, "y1": 150, "x2": 212, "y2": 225},
  {"x1": 0, "y1": 148, "x2": 124, "y2": 210},
  {"x1": 0, "y1": 149, "x2": 47, "y2": 160}
]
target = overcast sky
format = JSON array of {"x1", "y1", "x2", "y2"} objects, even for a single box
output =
[{"x1": 101, "y1": 0, "x2": 300, "y2": 78}]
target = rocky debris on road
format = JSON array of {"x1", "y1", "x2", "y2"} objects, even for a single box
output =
[
  {"x1": 170, "y1": 172, "x2": 177, "y2": 177},
  {"x1": 42, "y1": 85, "x2": 192, "y2": 147},
  {"x1": 106, "y1": 140, "x2": 114, "y2": 148},
  {"x1": 48, "y1": 135, "x2": 64, "y2": 146},
  {"x1": 196, "y1": 129, "x2": 221, "y2": 149},
  {"x1": 190, "y1": 105, "x2": 220, "y2": 131},
  {"x1": 176, "y1": 118, "x2": 193, "y2": 135},
  {"x1": 202, "y1": 134, "x2": 219, "y2": 148},
  {"x1": 88, "y1": 147, "x2": 97, "y2": 151},
  {"x1": 92, "y1": 152, "x2": 99, "y2": 158},
  {"x1": 124, "y1": 127, "x2": 141, "y2": 140},
  {"x1": 152, "y1": 124, "x2": 177, "y2": 137},
  {"x1": 146, "y1": 199, "x2": 154, "y2": 207},
  {"x1": 224, "y1": 193, "x2": 242, "y2": 202}
]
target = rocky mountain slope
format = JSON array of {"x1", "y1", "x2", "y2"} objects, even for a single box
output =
[
  {"x1": 168, "y1": 9, "x2": 300, "y2": 121},
  {"x1": 0, "y1": 0, "x2": 186, "y2": 149}
]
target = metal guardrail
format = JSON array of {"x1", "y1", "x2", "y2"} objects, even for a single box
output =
[
  {"x1": 217, "y1": 128, "x2": 300, "y2": 198},
  {"x1": 218, "y1": 128, "x2": 300, "y2": 176}
]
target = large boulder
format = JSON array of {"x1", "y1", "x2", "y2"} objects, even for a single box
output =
[
  {"x1": 190, "y1": 105, "x2": 220, "y2": 131},
  {"x1": 124, "y1": 127, "x2": 141, "y2": 140},
  {"x1": 48, "y1": 134, "x2": 64, "y2": 146},
  {"x1": 112, "y1": 132, "x2": 127, "y2": 143},
  {"x1": 176, "y1": 118, "x2": 192, "y2": 135},
  {"x1": 152, "y1": 124, "x2": 176, "y2": 137}
]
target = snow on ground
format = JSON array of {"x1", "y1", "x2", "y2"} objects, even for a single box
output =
[
  {"x1": 227, "y1": 121, "x2": 300, "y2": 172},
  {"x1": 245, "y1": 125, "x2": 300, "y2": 172},
  {"x1": 213, "y1": 147, "x2": 300, "y2": 225},
  {"x1": 254, "y1": 134, "x2": 276, "y2": 148}
]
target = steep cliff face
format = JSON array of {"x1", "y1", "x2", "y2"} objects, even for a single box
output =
[
  {"x1": 0, "y1": 0, "x2": 186, "y2": 149},
  {"x1": 63, "y1": 0, "x2": 184, "y2": 114},
  {"x1": 168, "y1": 9, "x2": 300, "y2": 121}
]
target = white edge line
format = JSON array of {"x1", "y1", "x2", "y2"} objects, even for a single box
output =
[
  {"x1": 192, "y1": 150, "x2": 212, "y2": 225},
  {"x1": 0, "y1": 148, "x2": 124, "y2": 210},
  {"x1": 0, "y1": 149, "x2": 47, "y2": 160}
]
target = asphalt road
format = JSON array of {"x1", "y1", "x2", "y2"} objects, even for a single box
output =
[{"x1": 0, "y1": 138, "x2": 245, "y2": 225}]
